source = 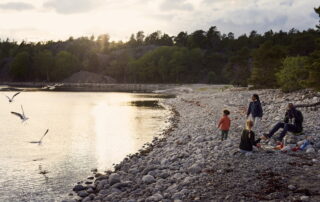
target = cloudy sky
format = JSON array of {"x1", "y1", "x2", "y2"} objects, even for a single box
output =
[{"x1": 0, "y1": 0, "x2": 319, "y2": 42}]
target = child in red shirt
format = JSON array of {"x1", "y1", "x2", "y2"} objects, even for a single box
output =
[{"x1": 218, "y1": 110, "x2": 231, "y2": 141}]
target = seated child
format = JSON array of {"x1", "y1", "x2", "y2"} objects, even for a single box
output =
[{"x1": 239, "y1": 120, "x2": 260, "y2": 154}]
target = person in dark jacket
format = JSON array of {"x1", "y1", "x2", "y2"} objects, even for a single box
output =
[
  {"x1": 263, "y1": 103, "x2": 303, "y2": 142},
  {"x1": 239, "y1": 120, "x2": 260, "y2": 154},
  {"x1": 247, "y1": 94, "x2": 263, "y2": 135}
]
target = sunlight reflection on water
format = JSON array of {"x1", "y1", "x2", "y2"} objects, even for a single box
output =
[{"x1": 0, "y1": 92, "x2": 170, "y2": 201}]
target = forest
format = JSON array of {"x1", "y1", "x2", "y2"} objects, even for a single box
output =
[{"x1": 0, "y1": 7, "x2": 319, "y2": 92}]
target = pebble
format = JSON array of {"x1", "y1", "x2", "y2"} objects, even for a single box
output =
[
  {"x1": 288, "y1": 185, "x2": 296, "y2": 190},
  {"x1": 300, "y1": 195, "x2": 309, "y2": 201},
  {"x1": 77, "y1": 190, "x2": 89, "y2": 197},
  {"x1": 109, "y1": 173, "x2": 120, "y2": 185},
  {"x1": 142, "y1": 175, "x2": 156, "y2": 184},
  {"x1": 73, "y1": 184, "x2": 85, "y2": 192}
]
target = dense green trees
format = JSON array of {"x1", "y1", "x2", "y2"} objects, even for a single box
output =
[
  {"x1": 276, "y1": 57, "x2": 308, "y2": 92},
  {"x1": 0, "y1": 6, "x2": 319, "y2": 91},
  {"x1": 250, "y1": 42, "x2": 286, "y2": 88},
  {"x1": 34, "y1": 50, "x2": 54, "y2": 81},
  {"x1": 10, "y1": 51, "x2": 32, "y2": 80},
  {"x1": 53, "y1": 51, "x2": 80, "y2": 80}
]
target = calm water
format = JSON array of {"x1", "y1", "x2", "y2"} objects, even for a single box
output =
[{"x1": 0, "y1": 92, "x2": 171, "y2": 202}]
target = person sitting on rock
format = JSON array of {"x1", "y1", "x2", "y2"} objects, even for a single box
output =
[
  {"x1": 262, "y1": 103, "x2": 303, "y2": 142},
  {"x1": 247, "y1": 94, "x2": 263, "y2": 135},
  {"x1": 217, "y1": 109, "x2": 231, "y2": 141},
  {"x1": 239, "y1": 120, "x2": 260, "y2": 154}
]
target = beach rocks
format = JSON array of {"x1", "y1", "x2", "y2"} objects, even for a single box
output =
[
  {"x1": 66, "y1": 87, "x2": 320, "y2": 202},
  {"x1": 306, "y1": 148, "x2": 316, "y2": 153},
  {"x1": 77, "y1": 190, "x2": 89, "y2": 197},
  {"x1": 142, "y1": 175, "x2": 156, "y2": 184},
  {"x1": 188, "y1": 164, "x2": 202, "y2": 174},
  {"x1": 73, "y1": 184, "x2": 85, "y2": 192},
  {"x1": 146, "y1": 193, "x2": 163, "y2": 202},
  {"x1": 109, "y1": 173, "x2": 120, "y2": 185}
]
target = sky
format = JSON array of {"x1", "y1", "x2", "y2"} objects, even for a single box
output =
[{"x1": 0, "y1": 0, "x2": 319, "y2": 42}]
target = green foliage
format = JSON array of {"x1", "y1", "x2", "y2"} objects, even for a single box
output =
[
  {"x1": 303, "y1": 50, "x2": 320, "y2": 90},
  {"x1": 34, "y1": 50, "x2": 54, "y2": 81},
  {"x1": 10, "y1": 51, "x2": 31, "y2": 80},
  {"x1": 128, "y1": 46, "x2": 204, "y2": 83},
  {"x1": 108, "y1": 52, "x2": 132, "y2": 82},
  {"x1": 276, "y1": 56, "x2": 308, "y2": 92},
  {"x1": 83, "y1": 52, "x2": 99, "y2": 72},
  {"x1": 249, "y1": 42, "x2": 286, "y2": 88},
  {"x1": 53, "y1": 51, "x2": 80, "y2": 80},
  {"x1": 207, "y1": 71, "x2": 217, "y2": 84},
  {"x1": 224, "y1": 47, "x2": 251, "y2": 86}
]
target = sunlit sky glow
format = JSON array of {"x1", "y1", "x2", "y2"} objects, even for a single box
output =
[{"x1": 0, "y1": 0, "x2": 318, "y2": 42}]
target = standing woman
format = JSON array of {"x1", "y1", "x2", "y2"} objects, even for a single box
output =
[{"x1": 247, "y1": 94, "x2": 263, "y2": 135}]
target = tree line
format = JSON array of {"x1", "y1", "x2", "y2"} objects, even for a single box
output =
[{"x1": 0, "y1": 7, "x2": 319, "y2": 91}]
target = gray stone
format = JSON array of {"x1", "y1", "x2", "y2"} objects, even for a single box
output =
[
  {"x1": 288, "y1": 185, "x2": 296, "y2": 190},
  {"x1": 96, "y1": 179, "x2": 108, "y2": 190},
  {"x1": 172, "y1": 192, "x2": 183, "y2": 200},
  {"x1": 87, "y1": 188, "x2": 94, "y2": 193},
  {"x1": 188, "y1": 164, "x2": 202, "y2": 174},
  {"x1": 300, "y1": 195, "x2": 309, "y2": 201},
  {"x1": 146, "y1": 193, "x2": 163, "y2": 202},
  {"x1": 73, "y1": 184, "x2": 85, "y2": 192},
  {"x1": 109, "y1": 173, "x2": 120, "y2": 185},
  {"x1": 142, "y1": 175, "x2": 156, "y2": 184},
  {"x1": 306, "y1": 148, "x2": 315, "y2": 153},
  {"x1": 78, "y1": 190, "x2": 89, "y2": 197}
]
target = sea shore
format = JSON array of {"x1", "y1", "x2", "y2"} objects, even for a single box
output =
[{"x1": 65, "y1": 85, "x2": 320, "y2": 202}]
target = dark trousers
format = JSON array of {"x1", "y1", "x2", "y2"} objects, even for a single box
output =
[
  {"x1": 221, "y1": 130, "x2": 229, "y2": 140},
  {"x1": 268, "y1": 122, "x2": 299, "y2": 141}
]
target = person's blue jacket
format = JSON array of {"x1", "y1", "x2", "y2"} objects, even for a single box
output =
[{"x1": 247, "y1": 101, "x2": 263, "y2": 118}]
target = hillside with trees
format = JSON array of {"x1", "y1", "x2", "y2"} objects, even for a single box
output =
[{"x1": 0, "y1": 7, "x2": 319, "y2": 92}]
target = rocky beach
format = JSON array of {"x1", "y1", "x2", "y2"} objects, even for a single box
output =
[{"x1": 66, "y1": 85, "x2": 320, "y2": 202}]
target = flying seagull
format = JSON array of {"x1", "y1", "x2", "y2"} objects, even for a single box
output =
[
  {"x1": 11, "y1": 105, "x2": 29, "y2": 122},
  {"x1": 30, "y1": 129, "x2": 49, "y2": 145},
  {"x1": 5, "y1": 92, "x2": 21, "y2": 103}
]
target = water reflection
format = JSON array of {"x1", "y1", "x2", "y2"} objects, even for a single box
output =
[{"x1": 0, "y1": 92, "x2": 170, "y2": 201}]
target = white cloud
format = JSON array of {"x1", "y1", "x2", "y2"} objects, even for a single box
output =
[
  {"x1": 159, "y1": 0, "x2": 194, "y2": 11},
  {"x1": 43, "y1": 0, "x2": 104, "y2": 14},
  {"x1": 0, "y1": 0, "x2": 318, "y2": 42},
  {"x1": 0, "y1": 2, "x2": 34, "y2": 11}
]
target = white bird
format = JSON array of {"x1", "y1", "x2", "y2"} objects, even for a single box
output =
[
  {"x1": 30, "y1": 129, "x2": 49, "y2": 144},
  {"x1": 11, "y1": 105, "x2": 29, "y2": 122},
  {"x1": 42, "y1": 83, "x2": 63, "y2": 90},
  {"x1": 5, "y1": 92, "x2": 21, "y2": 103}
]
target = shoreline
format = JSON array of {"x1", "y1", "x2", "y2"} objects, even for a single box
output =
[
  {"x1": 0, "y1": 82, "x2": 230, "y2": 93},
  {"x1": 65, "y1": 86, "x2": 320, "y2": 202},
  {"x1": 0, "y1": 82, "x2": 180, "y2": 93}
]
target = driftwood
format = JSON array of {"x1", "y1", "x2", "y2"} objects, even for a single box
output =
[{"x1": 295, "y1": 101, "x2": 320, "y2": 108}]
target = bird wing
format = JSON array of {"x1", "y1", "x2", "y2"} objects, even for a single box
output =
[
  {"x1": 21, "y1": 105, "x2": 25, "y2": 116},
  {"x1": 11, "y1": 112, "x2": 23, "y2": 119},
  {"x1": 12, "y1": 92, "x2": 21, "y2": 99},
  {"x1": 39, "y1": 129, "x2": 49, "y2": 142}
]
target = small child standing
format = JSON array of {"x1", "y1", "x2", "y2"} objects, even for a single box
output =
[
  {"x1": 239, "y1": 120, "x2": 260, "y2": 154},
  {"x1": 218, "y1": 110, "x2": 231, "y2": 141}
]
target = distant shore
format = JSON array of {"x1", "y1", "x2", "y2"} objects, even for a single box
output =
[{"x1": 0, "y1": 82, "x2": 231, "y2": 93}]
